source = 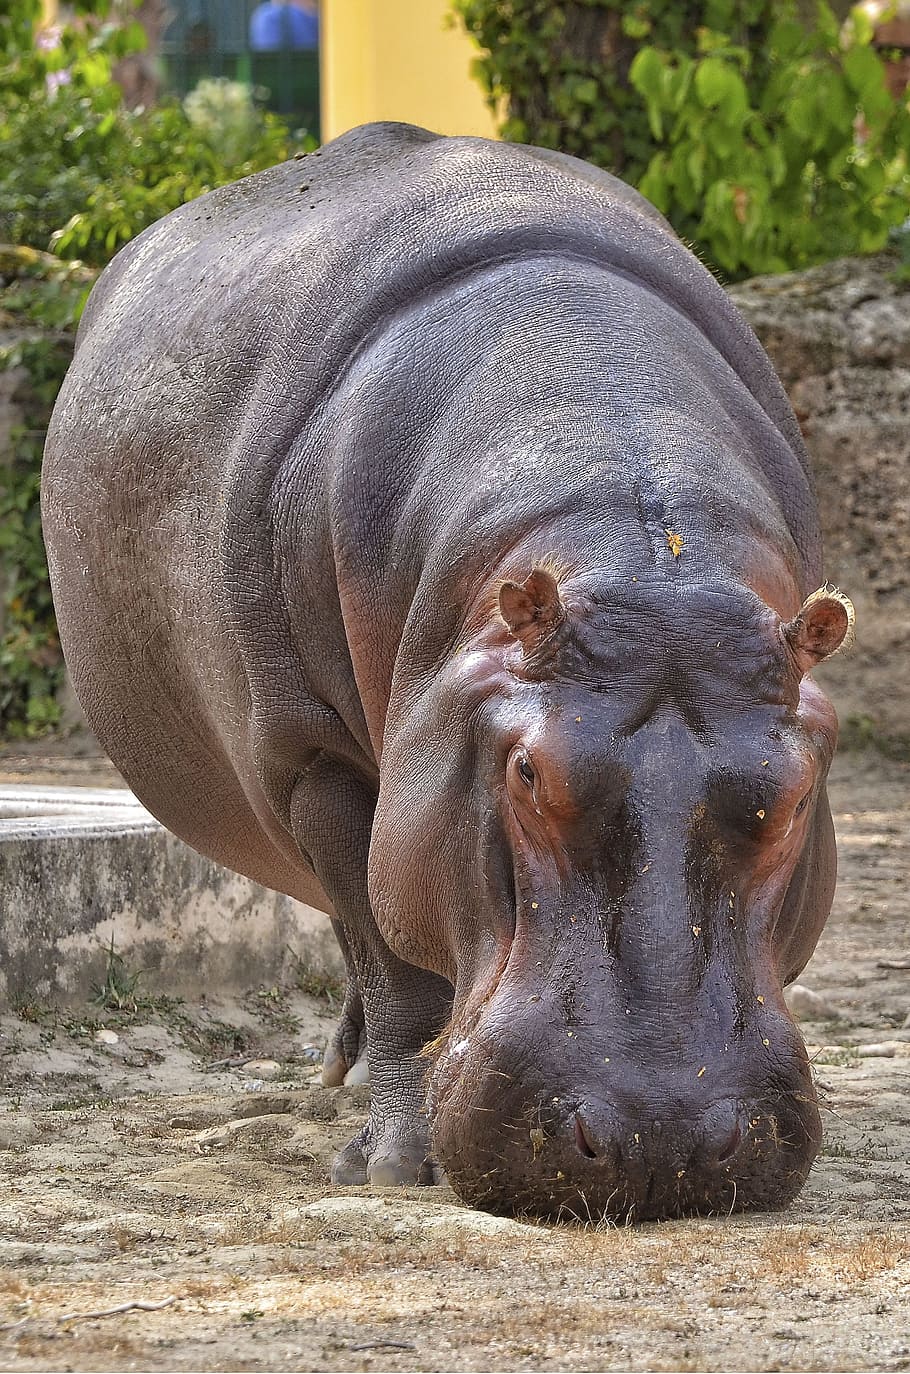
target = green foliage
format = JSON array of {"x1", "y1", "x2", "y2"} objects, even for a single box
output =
[
  {"x1": 0, "y1": 4, "x2": 296, "y2": 264},
  {"x1": 894, "y1": 220, "x2": 910, "y2": 281},
  {"x1": 454, "y1": 0, "x2": 910, "y2": 279},
  {"x1": 0, "y1": 2, "x2": 300, "y2": 737},
  {"x1": 630, "y1": 6, "x2": 910, "y2": 276},
  {"x1": 93, "y1": 934, "x2": 146, "y2": 1014},
  {"x1": 0, "y1": 254, "x2": 90, "y2": 736},
  {"x1": 453, "y1": 1, "x2": 780, "y2": 186}
]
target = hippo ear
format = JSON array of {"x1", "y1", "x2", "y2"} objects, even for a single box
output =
[
  {"x1": 499, "y1": 568, "x2": 566, "y2": 651},
  {"x1": 782, "y1": 585, "x2": 855, "y2": 674}
]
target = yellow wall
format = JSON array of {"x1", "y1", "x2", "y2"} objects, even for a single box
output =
[{"x1": 320, "y1": 0, "x2": 498, "y2": 143}]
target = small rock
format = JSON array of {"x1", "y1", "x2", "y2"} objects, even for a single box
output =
[
  {"x1": 94, "y1": 1027, "x2": 120, "y2": 1046},
  {"x1": 241, "y1": 1059, "x2": 282, "y2": 1080},
  {"x1": 785, "y1": 985, "x2": 841, "y2": 1021},
  {"x1": 190, "y1": 1114, "x2": 295, "y2": 1150},
  {"x1": 191, "y1": 1118, "x2": 257, "y2": 1148},
  {"x1": 0, "y1": 1117, "x2": 40, "y2": 1151},
  {"x1": 858, "y1": 1041, "x2": 910, "y2": 1058}
]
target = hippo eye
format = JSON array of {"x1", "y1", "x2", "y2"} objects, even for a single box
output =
[
  {"x1": 795, "y1": 791, "x2": 811, "y2": 816},
  {"x1": 517, "y1": 756, "x2": 536, "y2": 788}
]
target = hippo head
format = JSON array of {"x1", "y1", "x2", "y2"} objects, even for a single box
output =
[{"x1": 369, "y1": 568, "x2": 853, "y2": 1221}]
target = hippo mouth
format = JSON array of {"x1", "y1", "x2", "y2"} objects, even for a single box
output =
[
  {"x1": 425, "y1": 973, "x2": 822, "y2": 1223},
  {"x1": 435, "y1": 1085, "x2": 817, "y2": 1223}
]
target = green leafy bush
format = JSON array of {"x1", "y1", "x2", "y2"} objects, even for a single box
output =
[
  {"x1": 454, "y1": 0, "x2": 910, "y2": 278},
  {"x1": 454, "y1": 0, "x2": 703, "y2": 182},
  {"x1": 630, "y1": 6, "x2": 910, "y2": 276},
  {"x1": 0, "y1": 259, "x2": 87, "y2": 737},
  {"x1": 0, "y1": 1, "x2": 299, "y2": 736},
  {"x1": 0, "y1": 3, "x2": 296, "y2": 264}
]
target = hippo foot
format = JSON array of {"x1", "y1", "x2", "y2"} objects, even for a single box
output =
[
  {"x1": 322, "y1": 1012, "x2": 368, "y2": 1088},
  {"x1": 330, "y1": 1120, "x2": 445, "y2": 1187}
]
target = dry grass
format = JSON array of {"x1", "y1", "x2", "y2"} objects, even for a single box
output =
[
  {"x1": 10, "y1": 1331, "x2": 148, "y2": 1361},
  {"x1": 178, "y1": 1279, "x2": 225, "y2": 1301},
  {"x1": 0, "y1": 1275, "x2": 30, "y2": 1300},
  {"x1": 758, "y1": 1226, "x2": 910, "y2": 1283},
  {"x1": 828, "y1": 1233, "x2": 910, "y2": 1282},
  {"x1": 107, "y1": 1224, "x2": 146, "y2": 1253}
]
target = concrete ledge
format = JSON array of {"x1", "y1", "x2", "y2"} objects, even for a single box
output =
[{"x1": 0, "y1": 786, "x2": 341, "y2": 1009}]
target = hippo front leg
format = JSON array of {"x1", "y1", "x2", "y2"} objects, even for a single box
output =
[
  {"x1": 330, "y1": 938, "x2": 453, "y2": 1187},
  {"x1": 290, "y1": 763, "x2": 453, "y2": 1185}
]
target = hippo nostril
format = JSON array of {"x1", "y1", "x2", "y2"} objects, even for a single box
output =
[
  {"x1": 699, "y1": 1101, "x2": 747, "y2": 1168},
  {"x1": 715, "y1": 1121, "x2": 742, "y2": 1164},
  {"x1": 573, "y1": 1112, "x2": 599, "y2": 1159}
]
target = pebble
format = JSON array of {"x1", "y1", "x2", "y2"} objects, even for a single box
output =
[
  {"x1": 93, "y1": 1027, "x2": 120, "y2": 1045},
  {"x1": 785, "y1": 984, "x2": 841, "y2": 1021},
  {"x1": 857, "y1": 1041, "x2": 910, "y2": 1058},
  {"x1": 0, "y1": 1117, "x2": 40, "y2": 1151},
  {"x1": 241, "y1": 1059, "x2": 282, "y2": 1080},
  {"x1": 190, "y1": 1113, "x2": 295, "y2": 1149}
]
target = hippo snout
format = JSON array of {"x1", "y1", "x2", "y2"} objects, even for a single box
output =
[
  {"x1": 554, "y1": 1094, "x2": 813, "y2": 1221},
  {"x1": 427, "y1": 1011, "x2": 822, "y2": 1222},
  {"x1": 571, "y1": 1095, "x2": 744, "y2": 1171}
]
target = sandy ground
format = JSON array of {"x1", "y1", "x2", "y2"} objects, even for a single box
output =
[{"x1": 0, "y1": 749, "x2": 908, "y2": 1372}]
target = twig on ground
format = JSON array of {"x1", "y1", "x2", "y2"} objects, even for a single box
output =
[
  {"x1": 348, "y1": 1341, "x2": 417, "y2": 1351},
  {"x1": 57, "y1": 1296, "x2": 177, "y2": 1323},
  {"x1": 201, "y1": 1056, "x2": 246, "y2": 1071}
]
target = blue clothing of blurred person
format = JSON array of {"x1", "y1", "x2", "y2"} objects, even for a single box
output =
[{"x1": 249, "y1": 0, "x2": 319, "y2": 51}]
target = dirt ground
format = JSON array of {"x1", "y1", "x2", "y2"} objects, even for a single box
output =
[{"x1": 0, "y1": 747, "x2": 909, "y2": 1373}]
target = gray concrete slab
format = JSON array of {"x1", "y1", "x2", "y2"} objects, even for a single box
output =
[{"x1": 0, "y1": 785, "x2": 340, "y2": 1009}]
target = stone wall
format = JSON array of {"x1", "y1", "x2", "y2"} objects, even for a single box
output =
[{"x1": 731, "y1": 251, "x2": 909, "y2": 752}]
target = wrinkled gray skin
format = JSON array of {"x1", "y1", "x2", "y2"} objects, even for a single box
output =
[{"x1": 43, "y1": 123, "x2": 847, "y2": 1221}]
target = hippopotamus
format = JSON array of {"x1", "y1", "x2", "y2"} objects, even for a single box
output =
[{"x1": 42, "y1": 121, "x2": 853, "y2": 1222}]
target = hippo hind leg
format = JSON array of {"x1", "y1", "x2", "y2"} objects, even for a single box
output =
[
  {"x1": 322, "y1": 919, "x2": 369, "y2": 1087},
  {"x1": 290, "y1": 760, "x2": 453, "y2": 1185}
]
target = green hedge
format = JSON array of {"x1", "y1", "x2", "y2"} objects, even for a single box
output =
[
  {"x1": 454, "y1": 0, "x2": 910, "y2": 278},
  {"x1": 0, "y1": 1, "x2": 305, "y2": 737},
  {"x1": 0, "y1": 251, "x2": 90, "y2": 735}
]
